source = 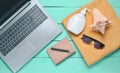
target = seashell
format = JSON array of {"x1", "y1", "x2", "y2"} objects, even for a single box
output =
[{"x1": 90, "y1": 8, "x2": 111, "y2": 34}]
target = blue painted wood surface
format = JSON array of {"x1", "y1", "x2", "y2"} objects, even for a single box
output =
[{"x1": 0, "y1": 0, "x2": 120, "y2": 73}]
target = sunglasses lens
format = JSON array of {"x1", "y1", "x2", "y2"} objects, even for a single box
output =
[
  {"x1": 82, "y1": 34, "x2": 105, "y2": 49},
  {"x1": 94, "y1": 41, "x2": 104, "y2": 49},
  {"x1": 82, "y1": 36, "x2": 92, "y2": 44}
]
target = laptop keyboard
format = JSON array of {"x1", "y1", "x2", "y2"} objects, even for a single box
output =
[{"x1": 0, "y1": 5, "x2": 47, "y2": 56}]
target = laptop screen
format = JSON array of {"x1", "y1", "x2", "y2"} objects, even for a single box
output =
[{"x1": 0, "y1": 0, "x2": 29, "y2": 26}]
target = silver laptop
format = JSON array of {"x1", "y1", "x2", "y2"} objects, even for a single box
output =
[{"x1": 0, "y1": 0, "x2": 62, "y2": 72}]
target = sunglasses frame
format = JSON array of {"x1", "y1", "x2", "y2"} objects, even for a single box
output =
[{"x1": 81, "y1": 34, "x2": 105, "y2": 49}]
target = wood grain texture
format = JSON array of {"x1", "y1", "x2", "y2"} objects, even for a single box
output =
[
  {"x1": 39, "y1": 0, "x2": 120, "y2": 7},
  {"x1": 1, "y1": 58, "x2": 120, "y2": 73},
  {"x1": 0, "y1": 0, "x2": 120, "y2": 73},
  {"x1": 44, "y1": 7, "x2": 120, "y2": 23}
]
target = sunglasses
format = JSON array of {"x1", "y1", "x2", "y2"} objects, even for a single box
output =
[{"x1": 81, "y1": 34, "x2": 105, "y2": 49}]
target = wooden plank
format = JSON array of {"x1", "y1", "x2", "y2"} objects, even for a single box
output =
[
  {"x1": 54, "y1": 24, "x2": 72, "y2": 40},
  {"x1": 39, "y1": 0, "x2": 92, "y2": 7},
  {"x1": 109, "y1": 0, "x2": 120, "y2": 8},
  {"x1": 16, "y1": 57, "x2": 120, "y2": 73},
  {"x1": 0, "y1": 59, "x2": 12, "y2": 73},
  {"x1": 39, "y1": 0, "x2": 120, "y2": 8},
  {"x1": 45, "y1": 7, "x2": 78, "y2": 23},
  {"x1": 114, "y1": 8, "x2": 120, "y2": 18},
  {"x1": 1, "y1": 57, "x2": 120, "y2": 73},
  {"x1": 44, "y1": 8, "x2": 120, "y2": 23}
]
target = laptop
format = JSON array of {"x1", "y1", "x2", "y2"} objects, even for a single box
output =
[{"x1": 0, "y1": 0, "x2": 62, "y2": 72}]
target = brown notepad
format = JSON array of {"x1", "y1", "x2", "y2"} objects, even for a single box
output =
[
  {"x1": 47, "y1": 38, "x2": 75, "y2": 65},
  {"x1": 62, "y1": 0, "x2": 120, "y2": 66}
]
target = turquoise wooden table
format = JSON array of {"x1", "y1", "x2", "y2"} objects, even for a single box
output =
[{"x1": 0, "y1": 0, "x2": 120, "y2": 73}]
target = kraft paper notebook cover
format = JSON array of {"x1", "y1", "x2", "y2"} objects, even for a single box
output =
[
  {"x1": 62, "y1": 0, "x2": 120, "y2": 66},
  {"x1": 47, "y1": 38, "x2": 75, "y2": 65}
]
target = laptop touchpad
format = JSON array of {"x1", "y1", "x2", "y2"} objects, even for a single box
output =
[
  {"x1": 4, "y1": 41, "x2": 37, "y2": 72},
  {"x1": 17, "y1": 41, "x2": 36, "y2": 58}
]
